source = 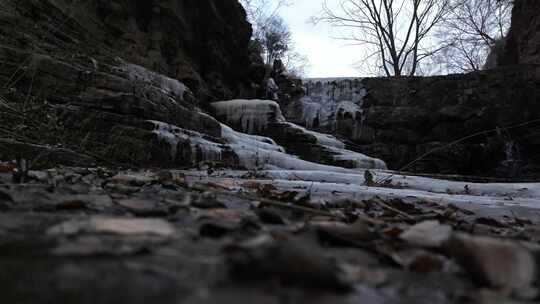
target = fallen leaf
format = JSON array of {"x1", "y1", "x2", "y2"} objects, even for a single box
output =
[
  {"x1": 391, "y1": 249, "x2": 446, "y2": 273},
  {"x1": 48, "y1": 217, "x2": 176, "y2": 237},
  {"x1": 400, "y1": 220, "x2": 452, "y2": 248},
  {"x1": 207, "y1": 179, "x2": 237, "y2": 190},
  {"x1": 0, "y1": 162, "x2": 16, "y2": 173}
]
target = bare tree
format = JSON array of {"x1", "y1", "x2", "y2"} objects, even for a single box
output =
[
  {"x1": 283, "y1": 50, "x2": 311, "y2": 77},
  {"x1": 240, "y1": 0, "x2": 310, "y2": 75},
  {"x1": 240, "y1": 0, "x2": 292, "y2": 41},
  {"x1": 435, "y1": 0, "x2": 512, "y2": 73},
  {"x1": 313, "y1": 0, "x2": 450, "y2": 77}
]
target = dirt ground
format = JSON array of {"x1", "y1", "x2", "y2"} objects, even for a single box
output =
[{"x1": 1, "y1": 165, "x2": 539, "y2": 303}]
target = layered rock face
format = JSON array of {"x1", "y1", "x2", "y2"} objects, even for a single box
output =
[
  {"x1": 0, "y1": 0, "x2": 248, "y2": 168},
  {"x1": 293, "y1": 70, "x2": 540, "y2": 177},
  {"x1": 2, "y1": 0, "x2": 257, "y2": 103},
  {"x1": 500, "y1": 0, "x2": 540, "y2": 66}
]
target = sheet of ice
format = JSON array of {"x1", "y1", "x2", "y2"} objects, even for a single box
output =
[
  {"x1": 264, "y1": 179, "x2": 540, "y2": 210},
  {"x1": 180, "y1": 173, "x2": 540, "y2": 215},
  {"x1": 384, "y1": 173, "x2": 540, "y2": 199},
  {"x1": 192, "y1": 169, "x2": 540, "y2": 200},
  {"x1": 212, "y1": 99, "x2": 286, "y2": 134},
  {"x1": 230, "y1": 147, "x2": 365, "y2": 173},
  {"x1": 149, "y1": 118, "x2": 369, "y2": 173}
]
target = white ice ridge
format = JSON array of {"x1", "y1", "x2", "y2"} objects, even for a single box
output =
[
  {"x1": 177, "y1": 170, "x2": 540, "y2": 214},
  {"x1": 221, "y1": 123, "x2": 364, "y2": 172},
  {"x1": 210, "y1": 100, "x2": 386, "y2": 170},
  {"x1": 220, "y1": 123, "x2": 285, "y2": 154},
  {"x1": 212, "y1": 99, "x2": 286, "y2": 134},
  {"x1": 114, "y1": 59, "x2": 189, "y2": 101},
  {"x1": 149, "y1": 120, "x2": 223, "y2": 163},
  {"x1": 148, "y1": 119, "x2": 377, "y2": 173}
]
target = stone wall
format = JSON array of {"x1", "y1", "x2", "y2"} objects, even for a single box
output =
[
  {"x1": 293, "y1": 67, "x2": 540, "y2": 177},
  {"x1": 358, "y1": 67, "x2": 540, "y2": 177}
]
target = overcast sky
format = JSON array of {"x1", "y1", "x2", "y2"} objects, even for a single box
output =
[{"x1": 279, "y1": 0, "x2": 363, "y2": 78}]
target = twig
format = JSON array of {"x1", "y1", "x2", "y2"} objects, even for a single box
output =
[
  {"x1": 375, "y1": 118, "x2": 540, "y2": 185},
  {"x1": 189, "y1": 183, "x2": 347, "y2": 221},
  {"x1": 368, "y1": 197, "x2": 415, "y2": 221}
]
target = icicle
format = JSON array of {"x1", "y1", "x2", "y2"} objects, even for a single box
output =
[{"x1": 212, "y1": 99, "x2": 286, "y2": 134}]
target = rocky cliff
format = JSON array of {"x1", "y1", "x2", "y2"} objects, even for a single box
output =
[
  {"x1": 0, "y1": 0, "x2": 384, "y2": 173},
  {"x1": 501, "y1": 0, "x2": 540, "y2": 66},
  {"x1": 1, "y1": 0, "x2": 257, "y2": 103}
]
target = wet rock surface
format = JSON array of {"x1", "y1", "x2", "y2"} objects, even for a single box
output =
[{"x1": 1, "y1": 166, "x2": 540, "y2": 303}]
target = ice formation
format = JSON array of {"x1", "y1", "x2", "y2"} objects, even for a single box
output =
[
  {"x1": 212, "y1": 99, "x2": 286, "y2": 134},
  {"x1": 221, "y1": 124, "x2": 285, "y2": 153},
  {"x1": 148, "y1": 118, "x2": 376, "y2": 172},
  {"x1": 149, "y1": 120, "x2": 223, "y2": 163},
  {"x1": 300, "y1": 78, "x2": 366, "y2": 130},
  {"x1": 211, "y1": 99, "x2": 387, "y2": 170},
  {"x1": 178, "y1": 169, "x2": 540, "y2": 215}
]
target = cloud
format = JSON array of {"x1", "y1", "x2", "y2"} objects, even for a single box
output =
[{"x1": 280, "y1": 0, "x2": 363, "y2": 78}]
